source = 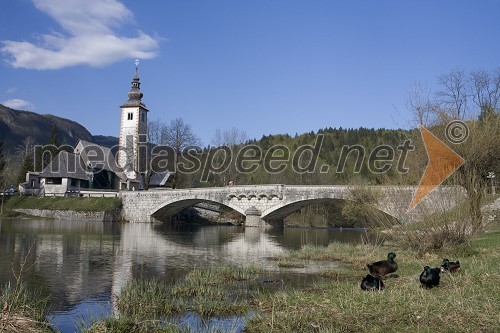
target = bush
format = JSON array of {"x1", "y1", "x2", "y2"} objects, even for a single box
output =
[{"x1": 387, "y1": 204, "x2": 478, "y2": 252}]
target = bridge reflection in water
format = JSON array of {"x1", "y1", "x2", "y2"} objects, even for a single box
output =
[{"x1": 0, "y1": 218, "x2": 367, "y2": 332}]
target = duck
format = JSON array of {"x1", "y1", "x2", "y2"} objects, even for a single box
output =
[
  {"x1": 367, "y1": 252, "x2": 398, "y2": 278},
  {"x1": 360, "y1": 274, "x2": 384, "y2": 291},
  {"x1": 419, "y1": 266, "x2": 440, "y2": 288},
  {"x1": 441, "y1": 258, "x2": 461, "y2": 273}
]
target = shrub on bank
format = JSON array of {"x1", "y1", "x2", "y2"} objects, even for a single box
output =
[{"x1": 387, "y1": 204, "x2": 484, "y2": 252}]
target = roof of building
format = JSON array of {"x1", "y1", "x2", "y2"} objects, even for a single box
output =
[
  {"x1": 39, "y1": 151, "x2": 90, "y2": 180},
  {"x1": 74, "y1": 139, "x2": 128, "y2": 182},
  {"x1": 149, "y1": 171, "x2": 173, "y2": 187},
  {"x1": 75, "y1": 139, "x2": 112, "y2": 170},
  {"x1": 39, "y1": 140, "x2": 132, "y2": 182}
]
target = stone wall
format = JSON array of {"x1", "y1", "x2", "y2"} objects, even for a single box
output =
[
  {"x1": 14, "y1": 208, "x2": 122, "y2": 222},
  {"x1": 482, "y1": 197, "x2": 500, "y2": 225}
]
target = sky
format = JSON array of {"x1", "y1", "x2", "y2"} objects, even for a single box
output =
[{"x1": 1, "y1": 0, "x2": 499, "y2": 145}]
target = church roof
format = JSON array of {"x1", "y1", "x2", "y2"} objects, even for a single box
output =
[
  {"x1": 74, "y1": 139, "x2": 128, "y2": 182},
  {"x1": 39, "y1": 151, "x2": 90, "y2": 180}
]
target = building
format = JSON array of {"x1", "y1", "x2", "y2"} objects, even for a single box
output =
[
  {"x1": 148, "y1": 171, "x2": 175, "y2": 189},
  {"x1": 19, "y1": 140, "x2": 130, "y2": 195},
  {"x1": 18, "y1": 172, "x2": 41, "y2": 195},
  {"x1": 19, "y1": 62, "x2": 174, "y2": 196}
]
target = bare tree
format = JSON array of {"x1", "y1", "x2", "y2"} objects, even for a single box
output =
[
  {"x1": 162, "y1": 118, "x2": 201, "y2": 188},
  {"x1": 15, "y1": 136, "x2": 35, "y2": 158},
  {"x1": 436, "y1": 69, "x2": 469, "y2": 119},
  {"x1": 419, "y1": 69, "x2": 500, "y2": 229},
  {"x1": 211, "y1": 127, "x2": 247, "y2": 186},
  {"x1": 163, "y1": 118, "x2": 201, "y2": 152},
  {"x1": 15, "y1": 136, "x2": 36, "y2": 184},
  {"x1": 406, "y1": 81, "x2": 434, "y2": 126},
  {"x1": 212, "y1": 128, "x2": 247, "y2": 147},
  {"x1": 148, "y1": 118, "x2": 164, "y2": 146},
  {"x1": 470, "y1": 69, "x2": 500, "y2": 119},
  {"x1": 454, "y1": 114, "x2": 499, "y2": 228},
  {"x1": 404, "y1": 69, "x2": 499, "y2": 231}
]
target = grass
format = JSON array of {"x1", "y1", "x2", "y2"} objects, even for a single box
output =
[
  {"x1": 276, "y1": 260, "x2": 306, "y2": 269},
  {"x1": 1, "y1": 195, "x2": 121, "y2": 216},
  {"x1": 85, "y1": 318, "x2": 240, "y2": 333},
  {"x1": 246, "y1": 232, "x2": 500, "y2": 333}
]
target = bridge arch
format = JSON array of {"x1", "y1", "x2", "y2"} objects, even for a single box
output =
[
  {"x1": 150, "y1": 198, "x2": 245, "y2": 222},
  {"x1": 261, "y1": 197, "x2": 398, "y2": 227}
]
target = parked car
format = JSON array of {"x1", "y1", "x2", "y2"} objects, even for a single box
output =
[{"x1": 2, "y1": 185, "x2": 16, "y2": 195}]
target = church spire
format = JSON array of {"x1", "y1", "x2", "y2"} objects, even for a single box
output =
[{"x1": 122, "y1": 59, "x2": 147, "y2": 109}]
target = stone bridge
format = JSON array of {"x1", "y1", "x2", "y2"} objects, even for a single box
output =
[{"x1": 120, "y1": 185, "x2": 466, "y2": 227}]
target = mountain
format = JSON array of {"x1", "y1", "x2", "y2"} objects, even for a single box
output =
[
  {"x1": 0, "y1": 104, "x2": 117, "y2": 153},
  {"x1": 92, "y1": 135, "x2": 119, "y2": 148}
]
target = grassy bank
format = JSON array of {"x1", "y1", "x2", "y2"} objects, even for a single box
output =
[
  {"x1": 0, "y1": 195, "x2": 121, "y2": 217},
  {"x1": 85, "y1": 231, "x2": 499, "y2": 333},
  {"x1": 247, "y1": 232, "x2": 500, "y2": 332}
]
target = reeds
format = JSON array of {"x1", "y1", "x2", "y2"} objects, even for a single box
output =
[
  {"x1": 0, "y1": 282, "x2": 52, "y2": 333},
  {"x1": 0, "y1": 244, "x2": 52, "y2": 333},
  {"x1": 115, "y1": 265, "x2": 264, "y2": 321}
]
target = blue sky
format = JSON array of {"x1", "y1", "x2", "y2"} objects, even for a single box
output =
[{"x1": 1, "y1": 0, "x2": 499, "y2": 145}]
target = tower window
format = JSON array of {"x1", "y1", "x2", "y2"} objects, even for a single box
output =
[
  {"x1": 141, "y1": 113, "x2": 145, "y2": 122},
  {"x1": 127, "y1": 112, "x2": 133, "y2": 120}
]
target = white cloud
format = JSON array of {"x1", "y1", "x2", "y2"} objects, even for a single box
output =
[
  {"x1": 1, "y1": 0, "x2": 159, "y2": 70},
  {"x1": 2, "y1": 99, "x2": 35, "y2": 111}
]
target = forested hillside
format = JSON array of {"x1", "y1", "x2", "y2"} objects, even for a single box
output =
[{"x1": 177, "y1": 126, "x2": 421, "y2": 189}]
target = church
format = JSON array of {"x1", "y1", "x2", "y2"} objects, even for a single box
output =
[{"x1": 19, "y1": 62, "x2": 173, "y2": 196}]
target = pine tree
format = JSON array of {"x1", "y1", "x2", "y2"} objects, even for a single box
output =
[
  {"x1": 42, "y1": 124, "x2": 60, "y2": 169},
  {"x1": 17, "y1": 154, "x2": 34, "y2": 185},
  {"x1": 49, "y1": 124, "x2": 60, "y2": 146},
  {"x1": 0, "y1": 141, "x2": 5, "y2": 186}
]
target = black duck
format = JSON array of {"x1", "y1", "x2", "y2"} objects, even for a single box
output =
[
  {"x1": 420, "y1": 266, "x2": 440, "y2": 288},
  {"x1": 441, "y1": 258, "x2": 461, "y2": 273},
  {"x1": 367, "y1": 252, "x2": 398, "y2": 278},
  {"x1": 360, "y1": 274, "x2": 384, "y2": 291}
]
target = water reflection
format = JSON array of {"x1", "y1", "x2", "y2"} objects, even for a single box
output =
[{"x1": 0, "y1": 218, "x2": 368, "y2": 332}]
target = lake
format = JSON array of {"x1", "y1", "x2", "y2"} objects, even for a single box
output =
[{"x1": 0, "y1": 218, "x2": 370, "y2": 332}]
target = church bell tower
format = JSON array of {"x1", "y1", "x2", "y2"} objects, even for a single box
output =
[{"x1": 118, "y1": 60, "x2": 148, "y2": 184}]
